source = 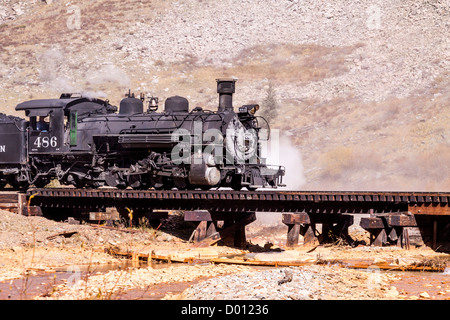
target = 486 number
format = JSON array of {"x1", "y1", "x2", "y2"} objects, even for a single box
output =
[{"x1": 34, "y1": 136, "x2": 58, "y2": 148}]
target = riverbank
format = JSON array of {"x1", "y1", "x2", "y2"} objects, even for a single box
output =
[{"x1": 0, "y1": 210, "x2": 448, "y2": 300}]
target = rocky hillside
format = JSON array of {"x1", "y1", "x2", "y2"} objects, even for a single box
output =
[{"x1": 0, "y1": 0, "x2": 449, "y2": 191}]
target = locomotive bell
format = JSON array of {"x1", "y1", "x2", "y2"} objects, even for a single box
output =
[
  {"x1": 217, "y1": 78, "x2": 236, "y2": 112},
  {"x1": 147, "y1": 96, "x2": 159, "y2": 112}
]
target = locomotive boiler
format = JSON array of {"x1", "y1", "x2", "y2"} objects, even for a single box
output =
[{"x1": 0, "y1": 79, "x2": 285, "y2": 190}]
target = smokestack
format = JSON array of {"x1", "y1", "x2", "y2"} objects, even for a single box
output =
[{"x1": 217, "y1": 78, "x2": 236, "y2": 112}]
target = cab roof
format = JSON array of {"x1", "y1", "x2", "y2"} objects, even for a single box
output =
[{"x1": 15, "y1": 97, "x2": 116, "y2": 117}]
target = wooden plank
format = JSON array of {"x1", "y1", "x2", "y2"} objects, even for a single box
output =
[
  {"x1": 300, "y1": 224, "x2": 319, "y2": 247},
  {"x1": 360, "y1": 217, "x2": 384, "y2": 229},
  {"x1": 372, "y1": 229, "x2": 387, "y2": 246},
  {"x1": 184, "y1": 211, "x2": 212, "y2": 222},
  {"x1": 282, "y1": 212, "x2": 311, "y2": 225},
  {"x1": 193, "y1": 221, "x2": 208, "y2": 242},
  {"x1": 0, "y1": 193, "x2": 19, "y2": 203},
  {"x1": 409, "y1": 204, "x2": 450, "y2": 215},
  {"x1": 403, "y1": 228, "x2": 410, "y2": 250},
  {"x1": 89, "y1": 208, "x2": 120, "y2": 221},
  {"x1": 286, "y1": 224, "x2": 300, "y2": 247},
  {"x1": 385, "y1": 215, "x2": 417, "y2": 227},
  {"x1": 89, "y1": 224, "x2": 142, "y2": 233}
]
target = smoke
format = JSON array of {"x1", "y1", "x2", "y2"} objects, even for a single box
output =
[
  {"x1": 237, "y1": 131, "x2": 308, "y2": 227},
  {"x1": 38, "y1": 48, "x2": 64, "y2": 82},
  {"x1": 85, "y1": 62, "x2": 131, "y2": 88},
  {"x1": 38, "y1": 48, "x2": 131, "y2": 95},
  {"x1": 263, "y1": 131, "x2": 306, "y2": 190},
  {"x1": 38, "y1": 48, "x2": 78, "y2": 92},
  {"x1": 79, "y1": 90, "x2": 108, "y2": 100}
]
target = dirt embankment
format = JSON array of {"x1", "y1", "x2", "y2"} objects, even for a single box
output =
[{"x1": 0, "y1": 209, "x2": 448, "y2": 300}]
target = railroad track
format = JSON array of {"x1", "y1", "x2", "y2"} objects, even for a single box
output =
[
  {"x1": 26, "y1": 188, "x2": 450, "y2": 215},
  {"x1": 26, "y1": 188, "x2": 450, "y2": 202}
]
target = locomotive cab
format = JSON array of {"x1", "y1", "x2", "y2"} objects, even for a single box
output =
[
  {"x1": 16, "y1": 100, "x2": 68, "y2": 154},
  {"x1": 15, "y1": 96, "x2": 116, "y2": 154}
]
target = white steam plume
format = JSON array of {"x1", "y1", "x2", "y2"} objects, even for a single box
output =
[
  {"x1": 85, "y1": 62, "x2": 131, "y2": 88},
  {"x1": 263, "y1": 131, "x2": 306, "y2": 190}
]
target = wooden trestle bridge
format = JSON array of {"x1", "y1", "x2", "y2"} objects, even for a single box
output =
[{"x1": 1, "y1": 188, "x2": 449, "y2": 250}]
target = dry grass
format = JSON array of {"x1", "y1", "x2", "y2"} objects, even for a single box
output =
[
  {"x1": 319, "y1": 146, "x2": 355, "y2": 179},
  {"x1": 217, "y1": 43, "x2": 362, "y2": 83},
  {"x1": 411, "y1": 256, "x2": 448, "y2": 270}
]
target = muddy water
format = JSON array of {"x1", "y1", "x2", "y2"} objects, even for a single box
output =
[
  {"x1": 390, "y1": 268, "x2": 450, "y2": 300},
  {"x1": 0, "y1": 270, "x2": 70, "y2": 299},
  {"x1": 0, "y1": 261, "x2": 204, "y2": 300},
  {"x1": 1, "y1": 262, "x2": 449, "y2": 300},
  {"x1": 0, "y1": 261, "x2": 157, "y2": 300},
  {"x1": 116, "y1": 281, "x2": 199, "y2": 300}
]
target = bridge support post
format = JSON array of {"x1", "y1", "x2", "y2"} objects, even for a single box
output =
[
  {"x1": 282, "y1": 212, "x2": 310, "y2": 247},
  {"x1": 184, "y1": 211, "x2": 256, "y2": 248},
  {"x1": 360, "y1": 213, "x2": 416, "y2": 248},
  {"x1": 283, "y1": 213, "x2": 354, "y2": 247}
]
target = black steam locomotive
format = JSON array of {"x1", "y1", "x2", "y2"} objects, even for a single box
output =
[{"x1": 0, "y1": 79, "x2": 285, "y2": 190}]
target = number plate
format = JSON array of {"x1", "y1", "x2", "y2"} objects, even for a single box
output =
[{"x1": 30, "y1": 133, "x2": 60, "y2": 152}]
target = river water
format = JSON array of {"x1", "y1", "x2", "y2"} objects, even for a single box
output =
[{"x1": 0, "y1": 262, "x2": 448, "y2": 300}]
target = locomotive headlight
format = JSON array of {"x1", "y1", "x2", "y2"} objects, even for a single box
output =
[
  {"x1": 250, "y1": 104, "x2": 260, "y2": 115},
  {"x1": 239, "y1": 104, "x2": 260, "y2": 115}
]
